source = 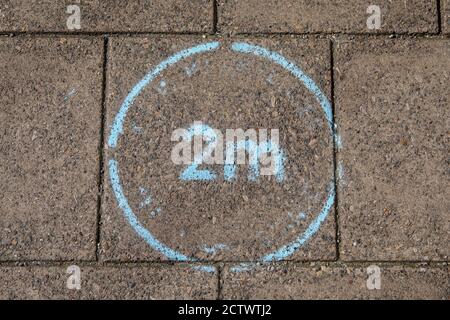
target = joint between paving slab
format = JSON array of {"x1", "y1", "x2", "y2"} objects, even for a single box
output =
[
  {"x1": 219, "y1": 261, "x2": 449, "y2": 270},
  {"x1": 329, "y1": 39, "x2": 341, "y2": 262},
  {"x1": 212, "y1": 0, "x2": 219, "y2": 35},
  {"x1": 95, "y1": 35, "x2": 109, "y2": 261},
  {"x1": 0, "y1": 260, "x2": 447, "y2": 270},
  {"x1": 217, "y1": 264, "x2": 223, "y2": 300},
  {"x1": 0, "y1": 31, "x2": 212, "y2": 38},
  {"x1": 437, "y1": 0, "x2": 443, "y2": 34},
  {"x1": 1, "y1": 31, "x2": 450, "y2": 39},
  {"x1": 211, "y1": 31, "x2": 449, "y2": 38},
  {"x1": 6, "y1": 32, "x2": 447, "y2": 42}
]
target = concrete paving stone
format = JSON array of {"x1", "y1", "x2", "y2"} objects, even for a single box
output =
[
  {"x1": 335, "y1": 39, "x2": 450, "y2": 261},
  {"x1": 101, "y1": 36, "x2": 336, "y2": 262},
  {"x1": 218, "y1": 0, "x2": 438, "y2": 34},
  {"x1": 0, "y1": 37, "x2": 103, "y2": 260},
  {"x1": 443, "y1": 0, "x2": 450, "y2": 33},
  {"x1": 222, "y1": 264, "x2": 449, "y2": 299},
  {"x1": 221, "y1": 264, "x2": 450, "y2": 300},
  {"x1": 0, "y1": 265, "x2": 217, "y2": 299},
  {"x1": 0, "y1": 0, "x2": 213, "y2": 33}
]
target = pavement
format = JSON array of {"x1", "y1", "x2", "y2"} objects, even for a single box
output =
[{"x1": 0, "y1": 1, "x2": 448, "y2": 300}]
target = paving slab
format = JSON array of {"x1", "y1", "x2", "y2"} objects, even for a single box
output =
[
  {"x1": 0, "y1": 0, "x2": 213, "y2": 33},
  {"x1": 443, "y1": 0, "x2": 450, "y2": 34},
  {"x1": 218, "y1": 0, "x2": 438, "y2": 34},
  {"x1": 335, "y1": 39, "x2": 450, "y2": 261},
  {"x1": 100, "y1": 36, "x2": 336, "y2": 262},
  {"x1": 222, "y1": 264, "x2": 449, "y2": 299},
  {"x1": 0, "y1": 265, "x2": 217, "y2": 299},
  {"x1": 0, "y1": 37, "x2": 103, "y2": 260}
]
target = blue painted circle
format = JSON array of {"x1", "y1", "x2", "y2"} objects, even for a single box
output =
[{"x1": 108, "y1": 41, "x2": 337, "y2": 270}]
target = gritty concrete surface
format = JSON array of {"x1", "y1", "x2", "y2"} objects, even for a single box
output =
[
  {"x1": 335, "y1": 39, "x2": 450, "y2": 261},
  {"x1": 443, "y1": 0, "x2": 450, "y2": 34},
  {"x1": 101, "y1": 36, "x2": 336, "y2": 262},
  {"x1": 222, "y1": 264, "x2": 449, "y2": 299},
  {"x1": 0, "y1": 265, "x2": 217, "y2": 299},
  {"x1": 0, "y1": 37, "x2": 103, "y2": 260},
  {"x1": 218, "y1": 0, "x2": 438, "y2": 34},
  {"x1": 0, "y1": 2, "x2": 448, "y2": 300},
  {"x1": 0, "y1": 0, "x2": 213, "y2": 33}
]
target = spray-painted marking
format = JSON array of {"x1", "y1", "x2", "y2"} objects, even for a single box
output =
[
  {"x1": 132, "y1": 122, "x2": 143, "y2": 134},
  {"x1": 185, "y1": 62, "x2": 197, "y2": 77},
  {"x1": 202, "y1": 243, "x2": 230, "y2": 254},
  {"x1": 266, "y1": 72, "x2": 274, "y2": 84},
  {"x1": 157, "y1": 80, "x2": 167, "y2": 95},
  {"x1": 192, "y1": 265, "x2": 216, "y2": 273},
  {"x1": 230, "y1": 262, "x2": 255, "y2": 273},
  {"x1": 107, "y1": 41, "x2": 340, "y2": 272},
  {"x1": 150, "y1": 207, "x2": 161, "y2": 218},
  {"x1": 139, "y1": 187, "x2": 152, "y2": 208},
  {"x1": 224, "y1": 139, "x2": 285, "y2": 182},
  {"x1": 179, "y1": 123, "x2": 218, "y2": 181},
  {"x1": 108, "y1": 41, "x2": 221, "y2": 149},
  {"x1": 231, "y1": 42, "x2": 334, "y2": 130},
  {"x1": 287, "y1": 211, "x2": 307, "y2": 228},
  {"x1": 109, "y1": 159, "x2": 191, "y2": 261},
  {"x1": 178, "y1": 123, "x2": 285, "y2": 182},
  {"x1": 63, "y1": 88, "x2": 77, "y2": 102},
  {"x1": 262, "y1": 183, "x2": 335, "y2": 262}
]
